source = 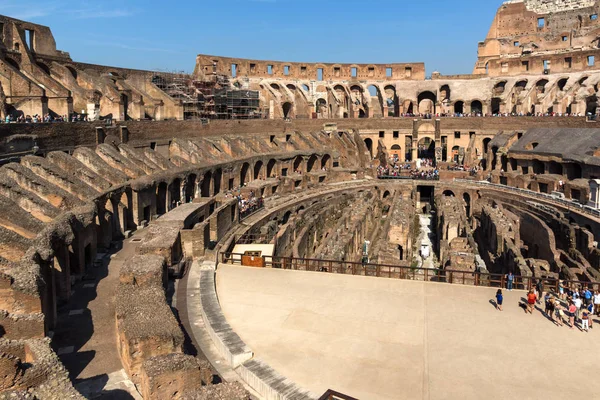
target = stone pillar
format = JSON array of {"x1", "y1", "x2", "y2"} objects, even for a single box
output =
[{"x1": 589, "y1": 180, "x2": 600, "y2": 208}]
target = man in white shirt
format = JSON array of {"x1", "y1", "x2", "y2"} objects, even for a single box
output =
[{"x1": 594, "y1": 291, "x2": 600, "y2": 316}]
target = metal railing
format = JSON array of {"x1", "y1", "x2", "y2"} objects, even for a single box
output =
[
  {"x1": 453, "y1": 179, "x2": 600, "y2": 219},
  {"x1": 220, "y1": 252, "x2": 600, "y2": 292},
  {"x1": 239, "y1": 198, "x2": 264, "y2": 220}
]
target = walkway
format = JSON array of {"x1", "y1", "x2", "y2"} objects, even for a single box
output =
[
  {"x1": 217, "y1": 264, "x2": 600, "y2": 400},
  {"x1": 416, "y1": 213, "x2": 437, "y2": 270},
  {"x1": 52, "y1": 232, "x2": 147, "y2": 399}
]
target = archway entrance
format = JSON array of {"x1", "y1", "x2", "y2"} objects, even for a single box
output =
[
  {"x1": 417, "y1": 137, "x2": 435, "y2": 159},
  {"x1": 418, "y1": 91, "x2": 437, "y2": 114},
  {"x1": 282, "y1": 102, "x2": 293, "y2": 119}
]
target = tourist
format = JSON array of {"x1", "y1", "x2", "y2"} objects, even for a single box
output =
[
  {"x1": 555, "y1": 301, "x2": 565, "y2": 326},
  {"x1": 535, "y1": 279, "x2": 544, "y2": 304},
  {"x1": 559, "y1": 281, "x2": 566, "y2": 300},
  {"x1": 568, "y1": 301, "x2": 577, "y2": 329},
  {"x1": 586, "y1": 302, "x2": 594, "y2": 329},
  {"x1": 506, "y1": 271, "x2": 514, "y2": 291},
  {"x1": 526, "y1": 289, "x2": 537, "y2": 314},
  {"x1": 544, "y1": 292, "x2": 551, "y2": 316},
  {"x1": 582, "y1": 306, "x2": 590, "y2": 332},
  {"x1": 594, "y1": 290, "x2": 600, "y2": 315},
  {"x1": 546, "y1": 296, "x2": 556, "y2": 323},
  {"x1": 495, "y1": 289, "x2": 503, "y2": 311},
  {"x1": 584, "y1": 287, "x2": 592, "y2": 306},
  {"x1": 573, "y1": 294, "x2": 583, "y2": 321}
]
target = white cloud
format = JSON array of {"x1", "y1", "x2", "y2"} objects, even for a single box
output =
[{"x1": 0, "y1": 1, "x2": 136, "y2": 21}]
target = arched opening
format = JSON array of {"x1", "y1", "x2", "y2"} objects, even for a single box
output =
[
  {"x1": 443, "y1": 190, "x2": 455, "y2": 197},
  {"x1": 494, "y1": 81, "x2": 507, "y2": 94},
  {"x1": 321, "y1": 154, "x2": 331, "y2": 169},
  {"x1": 463, "y1": 192, "x2": 471, "y2": 217},
  {"x1": 306, "y1": 155, "x2": 318, "y2": 173},
  {"x1": 417, "y1": 137, "x2": 435, "y2": 159},
  {"x1": 417, "y1": 91, "x2": 437, "y2": 114},
  {"x1": 213, "y1": 168, "x2": 222, "y2": 195},
  {"x1": 169, "y1": 178, "x2": 181, "y2": 209},
  {"x1": 454, "y1": 101, "x2": 464, "y2": 114},
  {"x1": 471, "y1": 100, "x2": 483, "y2": 114},
  {"x1": 536, "y1": 79, "x2": 549, "y2": 94},
  {"x1": 270, "y1": 83, "x2": 280, "y2": 90},
  {"x1": 383, "y1": 191, "x2": 391, "y2": 199},
  {"x1": 302, "y1": 84, "x2": 310, "y2": 92},
  {"x1": 532, "y1": 160, "x2": 545, "y2": 175},
  {"x1": 185, "y1": 174, "x2": 197, "y2": 203},
  {"x1": 401, "y1": 100, "x2": 414, "y2": 114},
  {"x1": 483, "y1": 138, "x2": 492, "y2": 154},
  {"x1": 548, "y1": 161, "x2": 563, "y2": 175},
  {"x1": 282, "y1": 102, "x2": 293, "y2": 119},
  {"x1": 66, "y1": 66, "x2": 78, "y2": 80},
  {"x1": 316, "y1": 98, "x2": 327, "y2": 118},
  {"x1": 281, "y1": 210, "x2": 292, "y2": 225},
  {"x1": 254, "y1": 160, "x2": 264, "y2": 180},
  {"x1": 201, "y1": 171, "x2": 212, "y2": 197},
  {"x1": 491, "y1": 147, "x2": 499, "y2": 170},
  {"x1": 267, "y1": 159, "x2": 277, "y2": 178},
  {"x1": 452, "y1": 145, "x2": 460, "y2": 163},
  {"x1": 558, "y1": 78, "x2": 568, "y2": 91},
  {"x1": 515, "y1": 80, "x2": 528, "y2": 91},
  {"x1": 157, "y1": 182, "x2": 168, "y2": 215},
  {"x1": 293, "y1": 156, "x2": 304, "y2": 173},
  {"x1": 491, "y1": 98, "x2": 502, "y2": 114},
  {"x1": 37, "y1": 62, "x2": 51, "y2": 75},
  {"x1": 364, "y1": 138, "x2": 373, "y2": 158},
  {"x1": 5, "y1": 58, "x2": 20, "y2": 70},
  {"x1": 586, "y1": 95, "x2": 598, "y2": 115},
  {"x1": 440, "y1": 85, "x2": 451, "y2": 102},
  {"x1": 390, "y1": 144, "x2": 402, "y2": 159},
  {"x1": 368, "y1": 85, "x2": 384, "y2": 117},
  {"x1": 240, "y1": 162, "x2": 250, "y2": 186},
  {"x1": 358, "y1": 109, "x2": 366, "y2": 118},
  {"x1": 121, "y1": 93, "x2": 129, "y2": 120},
  {"x1": 565, "y1": 163, "x2": 582, "y2": 180},
  {"x1": 384, "y1": 85, "x2": 397, "y2": 117},
  {"x1": 525, "y1": 142, "x2": 539, "y2": 150}
]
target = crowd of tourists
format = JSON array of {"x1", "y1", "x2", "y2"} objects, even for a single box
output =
[
  {"x1": 2, "y1": 113, "x2": 91, "y2": 123},
  {"x1": 495, "y1": 273, "x2": 600, "y2": 332},
  {"x1": 237, "y1": 191, "x2": 264, "y2": 219},
  {"x1": 377, "y1": 157, "x2": 439, "y2": 180},
  {"x1": 395, "y1": 111, "x2": 592, "y2": 119}
]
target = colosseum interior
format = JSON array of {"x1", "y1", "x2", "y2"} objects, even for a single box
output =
[{"x1": 2, "y1": 1, "x2": 600, "y2": 399}]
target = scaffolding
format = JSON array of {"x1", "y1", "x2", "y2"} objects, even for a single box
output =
[{"x1": 150, "y1": 70, "x2": 262, "y2": 120}]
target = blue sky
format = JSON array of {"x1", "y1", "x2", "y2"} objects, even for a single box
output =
[{"x1": 1, "y1": 0, "x2": 501, "y2": 75}]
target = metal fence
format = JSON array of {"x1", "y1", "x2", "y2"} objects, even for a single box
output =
[{"x1": 220, "y1": 252, "x2": 600, "y2": 292}]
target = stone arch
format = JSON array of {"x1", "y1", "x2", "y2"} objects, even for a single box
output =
[
  {"x1": 417, "y1": 91, "x2": 437, "y2": 114},
  {"x1": 383, "y1": 190, "x2": 391, "y2": 199},
  {"x1": 483, "y1": 138, "x2": 492, "y2": 155},
  {"x1": 451, "y1": 145, "x2": 460, "y2": 163},
  {"x1": 185, "y1": 174, "x2": 197, "y2": 203},
  {"x1": 390, "y1": 144, "x2": 402, "y2": 159},
  {"x1": 494, "y1": 81, "x2": 507, "y2": 94},
  {"x1": 254, "y1": 160, "x2": 264, "y2": 180},
  {"x1": 548, "y1": 161, "x2": 563, "y2": 175},
  {"x1": 454, "y1": 101, "x2": 464, "y2": 114},
  {"x1": 321, "y1": 154, "x2": 331, "y2": 169},
  {"x1": 66, "y1": 66, "x2": 78, "y2": 80},
  {"x1": 463, "y1": 192, "x2": 471, "y2": 217},
  {"x1": 293, "y1": 155, "x2": 304, "y2": 173},
  {"x1": 557, "y1": 78, "x2": 569, "y2": 91},
  {"x1": 367, "y1": 85, "x2": 384, "y2": 118},
  {"x1": 240, "y1": 162, "x2": 251, "y2": 186},
  {"x1": 282, "y1": 102, "x2": 294, "y2": 119},
  {"x1": 417, "y1": 137, "x2": 435, "y2": 159},
  {"x1": 384, "y1": 85, "x2": 397, "y2": 117},
  {"x1": 201, "y1": 171, "x2": 212, "y2": 197},
  {"x1": 471, "y1": 100, "x2": 483, "y2": 114},
  {"x1": 401, "y1": 100, "x2": 414, "y2": 114},
  {"x1": 443, "y1": 190, "x2": 455, "y2": 197},
  {"x1": 37, "y1": 62, "x2": 51, "y2": 75},
  {"x1": 213, "y1": 168, "x2": 222, "y2": 195},
  {"x1": 440, "y1": 85, "x2": 451, "y2": 103},
  {"x1": 515, "y1": 80, "x2": 528, "y2": 91},
  {"x1": 316, "y1": 98, "x2": 328, "y2": 118},
  {"x1": 536, "y1": 79, "x2": 549, "y2": 93},
  {"x1": 5, "y1": 58, "x2": 20, "y2": 70},
  {"x1": 157, "y1": 182, "x2": 168, "y2": 215},
  {"x1": 169, "y1": 178, "x2": 181, "y2": 209},
  {"x1": 364, "y1": 138, "x2": 373, "y2": 158},
  {"x1": 307, "y1": 155, "x2": 319, "y2": 173},
  {"x1": 267, "y1": 159, "x2": 277, "y2": 178}
]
